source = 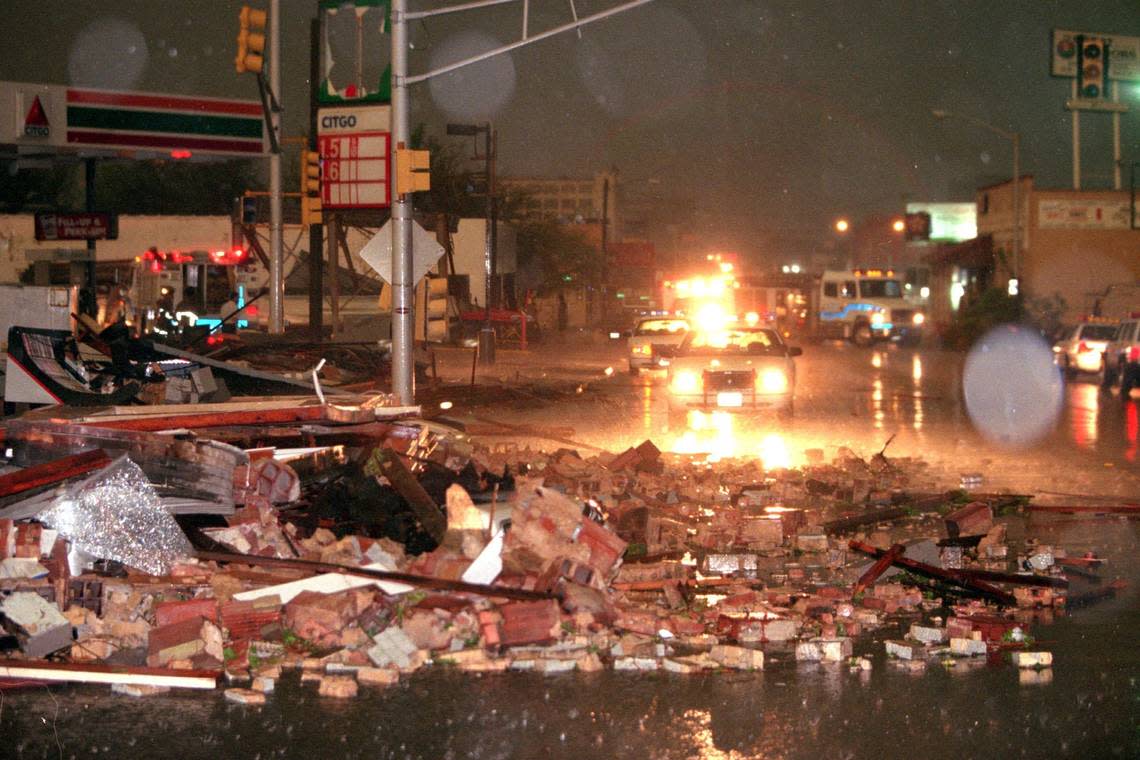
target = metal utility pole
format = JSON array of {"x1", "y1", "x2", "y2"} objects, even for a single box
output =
[
  {"x1": 481, "y1": 123, "x2": 496, "y2": 365},
  {"x1": 390, "y1": 0, "x2": 656, "y2": 402},
  {"x1": 308, "y1": 18, "x2": 324, "y2": 341},
  {"x1": 390, "y1": 0, "x2": 414, "y2": 404},
  {"x1": 268, "y1": 0, "x2": 284, "y2": 333}
]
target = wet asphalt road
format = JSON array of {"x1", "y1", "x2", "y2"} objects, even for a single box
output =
[
  {"x1": 3, "y1": 333, "x2": 1138, "y2": 759},
  {"x1": 440, "y1": 333, "x2": 1139, "y2": 499}
]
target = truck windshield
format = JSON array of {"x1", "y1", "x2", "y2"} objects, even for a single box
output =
[{"x1": 859, "y1": 280, "x2": 902, "y2": 299}]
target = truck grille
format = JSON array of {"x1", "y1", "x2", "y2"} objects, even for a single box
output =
[{"x1": 892, "y1": 309, "x2": 914, "y2": 324}]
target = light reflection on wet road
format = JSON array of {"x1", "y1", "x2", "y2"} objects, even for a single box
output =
[{"x1": 484, "y1": 338, "x2": 1139, "y2": 498}]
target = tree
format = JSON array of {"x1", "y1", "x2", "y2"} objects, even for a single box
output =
[{"x1": 516, "y1": 219, "x2": 605, "y2": 292}]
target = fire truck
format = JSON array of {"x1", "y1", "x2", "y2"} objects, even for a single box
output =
[{"x1": 130, "y1": 246, "x2": 262, "y2": 335}]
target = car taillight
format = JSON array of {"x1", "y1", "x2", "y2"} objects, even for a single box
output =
[
  {"x1": 1129, "y1": 346, "x2": 1140, "y2": 363},
  {"x1": 670, "y1": 370, "x2": 701, "y2": 394},
  {"x1": 756, "y1": 369, "x2": 788, "y2": 394}
]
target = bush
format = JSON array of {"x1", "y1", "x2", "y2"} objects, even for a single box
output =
[
  {"x1": 939, "y1": 288, "x2": 1022, "y2": 350},
  {"x1": 939, "y1": 288, "x2": 1069, "y2": 351}
]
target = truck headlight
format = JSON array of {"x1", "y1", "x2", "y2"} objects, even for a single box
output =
[
  {"x1": 670, "y1": 370, "x2": 701, "y2": 394},
  {"x1": 757, "y1": 368, "x2": 788, "y2": 394},
  {"x1": 912, "y1": 312, "x2": 925, "y2": 325}
]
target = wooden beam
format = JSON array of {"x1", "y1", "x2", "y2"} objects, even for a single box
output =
[
  {"x1": 195, "y1": 549, "x2": 555, "y2": 602},
  {"x1": 853, "y1": 543, "x2": 904, "y2": 596},
  {"x1": 822, "y1": 507, "x2": 910, "y2": 535},
  {"x1": 848, "y1": 540, "x2": 1017, "y2": 606},
  {"x1": 0, "y1": 660, "x2": 218, "y2": 690},
  {"x1": 0, "y1": 449, "x2": 109, "y2": 498},
  {"x1": 373, "y1": 446, "x2": 447, "y2": 543},
  {"x1": 956, "y1": 568, "x2": 1068, "y2": 589},
  {"x1": 74, "y1": 405, "x2": 330, "y2": 431}
]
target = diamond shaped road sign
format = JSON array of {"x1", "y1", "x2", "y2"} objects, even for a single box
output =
[{"x1": 359, "y1": 220, "x2": 444, "y2": 285}]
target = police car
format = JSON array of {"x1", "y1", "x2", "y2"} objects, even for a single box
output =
[{"x1": 1052, "y1": 320, "x2": 1117, "y2": 377}]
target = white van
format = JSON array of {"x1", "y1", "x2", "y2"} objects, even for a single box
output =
[{"x1": 817, "y1": 269, "x2": 924, "y2": 346}]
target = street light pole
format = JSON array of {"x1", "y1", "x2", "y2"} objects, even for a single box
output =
[
  {"x1": 447, "y1": 122, "x2": 497, "y2": 365},
  {"x1": 931, "y1": 109, "x2": 1020, "y2": 283},
  {"x1": 268, "y1": 0, "x2": 284, "y2": 333}
]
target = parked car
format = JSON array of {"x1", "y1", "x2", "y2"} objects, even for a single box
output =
[
  {"x1": 662, "y1": 323, "x2": 801, "y2": 421},
  {"x1": 1102, "y1": 316, "x2": 1140, "y2": 397},
  {"x1": 627, "y1": 316, "x2": 689, "y2": 374},
  {"x1": 1052, "y1": 321, "x2": 1117, "y2": 378}
]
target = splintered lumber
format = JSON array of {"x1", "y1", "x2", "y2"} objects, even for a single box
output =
[
  {"x1": 374, "y1": 446, "x2": 447, "y2": 543},
  {"x1": 0, "y1": 448, "x2": 110, "y2": 498},
  {"x1": 72, "y1": 404, "x2": 330, "y2": 431},
  {"x1": 1026, "y1": 503, "x2": 1140, "y2": 515},
  {"x1": 0, "y1": 660, "x2": 218, "y2": 690},
  {"x1": 848, "y1": 540, "x2": 1017, "y2": 606},
  {"x1": 853, "y1": 543, "x2": 905, "y2": 596},
  {"x1": 822, "y1": 507, "x2": 909, "y2": 534},
  {"x1": 195, "y1": 549, "x2": 556, "y2": 602},
  {"x1": 956, "y1": 568, "x2": 1069, "y2": 589}
]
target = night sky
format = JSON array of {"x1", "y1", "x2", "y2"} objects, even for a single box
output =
[{"x1": 3, "y1": 0, "x2": 1138, "y2": 262}]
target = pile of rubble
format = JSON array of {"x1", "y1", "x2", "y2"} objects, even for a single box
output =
[{"x1": 0, "y1": 399, "x2": 1122, "y2": 701}]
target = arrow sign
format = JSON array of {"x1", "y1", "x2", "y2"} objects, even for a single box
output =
[{"x1": 359, "y1": 219, "x2": 444, "y2": 285}]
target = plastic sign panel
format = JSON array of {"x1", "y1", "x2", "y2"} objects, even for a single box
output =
[
  {"x1": 34, "y1": 213, "x2": 118, "y2": 241},
  {"x1": 359, "y1": 219, "x2": 444, "y2": 285},
  {"x1": 319, "y1": 0, "x2": 391, "y2": 104},
  {"x1": 1, "y1": 81, "x2": 264, "y2": 156},
  {"x1": 1052, "y1": 29, "x2": 1140, "y2": 82},
  {"x1": 317, "y1": 105, "x2": 391, "y2": 208}
]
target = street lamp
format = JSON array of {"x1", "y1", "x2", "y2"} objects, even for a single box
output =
[
  {"x1": 834, "y1": 218, "x2": 850, "y2": 234},
  {"x1": 447, "y1": 121, "x2": 496, "y2": 365},
  {"x1": 931, "y1": 109, "x2": 1021, "y2": 284}
]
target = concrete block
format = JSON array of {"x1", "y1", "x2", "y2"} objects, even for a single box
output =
[
  {"x1": 367, "y1": 626, "x2": 418, "y2": 669},
  {"x1": 112, "y1": 683, "x2": 171, "y2": 697},
  {"x1": 224, "y1": 688, "x2": 267, "y2": 705},
  {"x1": 1011, "y1": 651, "x2": 1053, "y2": 669},
  {"x1": 818, "y1": 638, "x2": 853, "y2": 662},
  {"x1": 908, "y1": 624, "x2": 947, "y2": 644},
  {"x1": 356, "y1": 667, "x2": 400, "y2": 687},
  {"x1": 318, "y1": 675, "x2": 358, "y2": 698},
  {"x1": 949, "y1": 638, "x2": 988, "y2": 656},
  {"x1": 885, "y1": 639, "x2": 926, "y2": 660},
  {"x1": 613, "y1": 656, "x2": 660, "y2": 671},
  {"x1": 711, "y1": 644, "x2": 764, "y2": 670},
  {"x1": 794, "y1": 641, "x2": 821, "y2": 661}
]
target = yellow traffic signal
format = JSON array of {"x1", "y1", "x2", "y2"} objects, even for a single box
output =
[
  {"x1": 395, "y1": 148, "x2": 431, "y2": 195},
  {"x1": 301, "y1": 195, "x2": 323, "y2": 227},
  {"x1": 301, "y1": 149, "x2": 321, "y2": 196},
  {"x1": 236, "y1": 6, "x2": 267, "y2": 74},
  {"x1": 299, "y1": 147, "x2": 322, "y2": 226}
]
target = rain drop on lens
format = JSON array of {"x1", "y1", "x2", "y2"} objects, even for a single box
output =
[{"x1": 962, "y1": 325, "x2": 1063, "y2": 447}]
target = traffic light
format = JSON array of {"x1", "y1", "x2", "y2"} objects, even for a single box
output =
[
  {"x1": 1076, "y1": 35, "x2": 1109, "y2": 99},
  {"x1": 424, "y1": 276, "x2": 452, "y2": 343},
  {"x1": 235, "y1": 5, "x2": 267, "y2": 74},
  {"x1": 395, "y1": 148, "x2": 431, "y2": 195},
  {"x1": 300, "y1": 148, "x2": 322, "y2": 227}
]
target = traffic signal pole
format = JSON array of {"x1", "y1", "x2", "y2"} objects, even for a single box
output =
[
  {"x1": 389, "y1": 0, "x2": 655, "y2": 404},
  {"x1": 391, "y1": 0, "x2": 415, "y2": 404},
  {"x1": 268, "y1": 0, "x2": 284, "y2": 334}
]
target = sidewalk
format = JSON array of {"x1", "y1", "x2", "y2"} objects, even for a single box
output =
[{"x1": 426, "y1": 329, "x2": 627, "y2": 386}]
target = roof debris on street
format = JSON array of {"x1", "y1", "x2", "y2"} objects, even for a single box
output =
[{"x1": 0, "y1": 401, "x2": 1126, "y2": 699}]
